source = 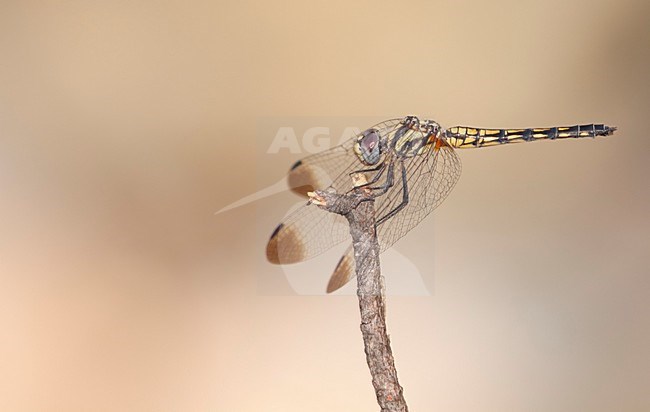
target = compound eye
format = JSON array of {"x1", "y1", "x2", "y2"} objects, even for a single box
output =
[
  {"x1": 360, "y1": 130, "x2": 379, "y2": 152},
  {"x1": 357, "y1": 129, "x2": 381, "y2": 165}
]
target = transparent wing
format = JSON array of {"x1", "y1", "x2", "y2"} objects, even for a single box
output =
[
  {"x1": 267, "y1": 119, "x2": 403, "y2": 264},
  {"x1": 375, "y1": 142, "x2": 462, "y2": 253},
  {"x1": 266, "y1": 140, "x2": 357, "y2": 264},
  {"x1": 326, "y1": 142, "x2": 462, "y2": 292},
  {"x1": 286, "y1": 137, "x2": 357, "y2": 197}
]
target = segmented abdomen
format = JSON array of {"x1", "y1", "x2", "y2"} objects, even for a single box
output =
[{"x1": 445, "y1": 124, "x2": 616, "y2": 148}]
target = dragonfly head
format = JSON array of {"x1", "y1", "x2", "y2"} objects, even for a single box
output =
[{"x1": 354, "y1": 128, "x2": 382, "y2": 165}]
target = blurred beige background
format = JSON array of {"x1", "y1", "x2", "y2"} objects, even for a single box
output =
[{"x1": 1, "y1": 1, "x2": 649, "y2": 411}]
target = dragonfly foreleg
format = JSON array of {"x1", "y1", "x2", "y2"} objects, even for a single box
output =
[
  {"x1": 368, "y1": 161, "x2": 396, "y2": 196},
  {"x1": 350, "y1": 161, "x2": 389, "y2": 189},
  {"x1": 350, "y1": 162, "x2": 385, "y2": 175},
  {"x1": 376, "y1": 161, "x2": 409, "y2": 226}
]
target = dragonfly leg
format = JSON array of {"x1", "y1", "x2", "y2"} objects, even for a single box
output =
[
  {"x1": 376, "y1": 162, "x2": 409, "y2": 226},
  {"x1": 368, "y1": 161, "x2": 396, "y2": 196},
  {"x1": 350, "y1": 162, "x2": 385, "y2": 175},
  {"x1": 352, "y1": 161, "x2": 389, "y2": 189}
]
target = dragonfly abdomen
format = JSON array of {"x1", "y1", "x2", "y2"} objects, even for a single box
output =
[{"x1": 445, "y1": 124, "x2": 616, "y2": 148}]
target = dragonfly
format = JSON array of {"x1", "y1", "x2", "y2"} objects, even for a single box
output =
[{"x1": 266, "y1": 116, "x2": 616, "y2": 293}]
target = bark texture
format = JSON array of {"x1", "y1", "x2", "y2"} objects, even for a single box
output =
[{"x1": 311, "y1": 185, "x2": 408, "y2": 412}]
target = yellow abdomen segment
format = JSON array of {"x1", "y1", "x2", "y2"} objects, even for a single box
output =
[{"x1": 446, "y1": 124, "x2": 616, "y2": 148}]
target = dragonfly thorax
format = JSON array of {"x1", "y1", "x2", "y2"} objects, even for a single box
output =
[{"x1": 389, "y1": 116, "x2": 442, "y2": 159}]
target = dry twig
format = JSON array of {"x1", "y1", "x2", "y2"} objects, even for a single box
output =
[{"x1": 310, "y1": 174, "x2": 408, "y2": 412}]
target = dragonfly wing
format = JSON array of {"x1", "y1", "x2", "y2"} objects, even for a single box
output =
[
  {"x1": 375, "y1": 141, "x2": 462, "y2": 253},
  {"x1": 326, "y1": 244, "x2": 355, "y2": 293},
  {"x1": 287, "y1": 138, "x2": 358, "y2": 197},
  {"x1": 266, "y1": 201, "x2": 351, "y2": 264},
  {"x1": 267, "y1": 119, "x2": 404, "y2": 265},
  {"x1": 325, "y1": 142, "x2": 462, "y2": 292},
  {"x1": 267, "y1": 137, "x2": 364, "y2": 264},
  {"x1": 287, "y1": 118, "x2": 403, "y2": 196}
]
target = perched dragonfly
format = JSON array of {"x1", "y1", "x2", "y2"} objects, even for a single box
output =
[{"x1": 266, "y1": 116, "x2": 616, "y2": 292}]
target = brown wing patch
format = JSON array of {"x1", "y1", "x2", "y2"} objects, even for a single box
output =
[
  {"x1": 266, "y1": 223, "x2": 306, "y2": 264},
  {"x1": 326, "y1": 246, "x2": 355, "y2": 293},
  {"x1": 288, "y1": 160, "x2": 336, "y2": 198}
]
